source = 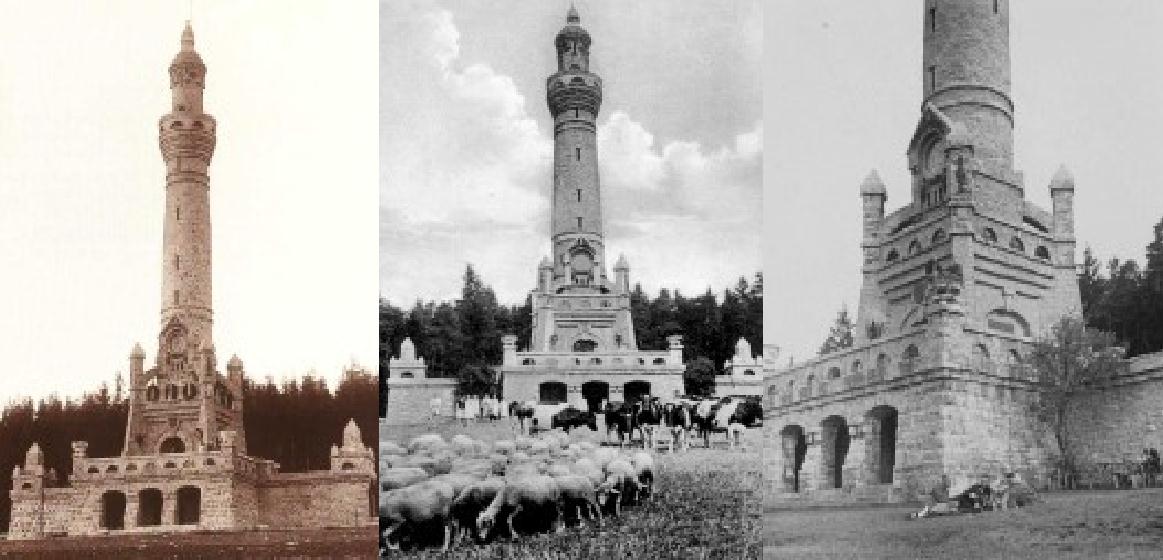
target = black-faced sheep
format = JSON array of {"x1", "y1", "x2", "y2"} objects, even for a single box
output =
[
  {"x1": 448, "y1": 477, "x2": 506, "y2": 544},
  {"x1": 630, "y1": 451, "x2": 656, "y2": 502}
]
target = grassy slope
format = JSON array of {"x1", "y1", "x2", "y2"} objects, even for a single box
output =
[
  {"x1": 765, "y1": 489, "x2": 1163, "y2": 559},
  {"x1": 382, "y1": 418, "x2": 762, "y2": 559}
]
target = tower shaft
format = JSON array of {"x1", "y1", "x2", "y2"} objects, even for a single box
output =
[{"x1": 159, "y1": 22, "x2": 217, "y2": 349}]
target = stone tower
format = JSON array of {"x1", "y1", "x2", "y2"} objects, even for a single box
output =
[
  {"x1": 767, "y1": 2, "x2": 1080, "y2": 503},
  {"x1": 501, "y1": 7, "x2": 684, "y2": 408},
  {"x1": 527, "y1": 6, "x2": 637, "y2": 353},
  {"x1": 123, "y1": 22, "x2": 246, "y2": 457}
]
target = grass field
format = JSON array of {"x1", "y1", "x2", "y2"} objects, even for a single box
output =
[
  {"x1": 765, "y1": 488, "x2": 1163, "y2": 559},
  {"x1": 381, "y1": 418, "x2": 763, "y2": 559},
  {"x1": 0, "y1": 526, "x2": 377, "y2": 559}
]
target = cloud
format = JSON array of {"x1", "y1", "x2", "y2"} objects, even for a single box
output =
[{"x1": 381, "y1": 4, "x2": 762, "y2": 305}]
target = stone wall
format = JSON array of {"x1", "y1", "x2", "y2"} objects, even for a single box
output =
[
  {"x1": 384, "y1": 381, "x2": 456, "y2": 426},
  {"x1": 503, "y1": 370, "x2": 685, "y2": 406},
  {"x1": 1069, "y1": 358, "x2": 1163, "y2": 466},
  {"x1": 260, "y1": 475, "x2": 374, "y2": 528}
]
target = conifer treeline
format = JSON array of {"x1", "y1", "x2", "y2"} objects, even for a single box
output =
[
  {"x1": 0, "y1": 371, "x2": 378, "y2": 532},
  {"x1": 1080, "y1": 218, "x2": 1163, "y2": 357},
  {"x1": 380, "y1": 265, "x2": 764, "y2": 402}
]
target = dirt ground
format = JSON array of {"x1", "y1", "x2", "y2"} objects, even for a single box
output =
[
  {"x1": 0, "y1": 526, "x2": 378, "y2": 559},
  {"x1": 765, "y1": 489, "x2": 1163, "y2": 559},
  {"x1": 381, "y1": 417, "x2": 763, "y2": 559}
]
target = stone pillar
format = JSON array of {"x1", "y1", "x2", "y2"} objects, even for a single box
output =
[
  {"x1": 163, "y1": 488, "x2": 178, "y2": 526},
  {"x1": 502, "y1": 335, "x2": 518, "y2": 366},
  {"x1": 801, "y1": 430, "x2": 823, "y2": 491},
  {"x1": 843, "y1": 422, "x2": 867, "y2": 490},
  {"x1": 566, "y1": 383, "x2": 583, "y2": 408},
  {"x1": 125, "y1": 494, "x2": 139, "y2": 529}
]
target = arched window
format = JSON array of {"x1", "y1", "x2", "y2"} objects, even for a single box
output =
[
  {"x1": 138, "y1": 489, "x2": 163, "y2": 527},
  {"x1": 931, "y1": 229, "x2": 947, "y2": 244},
  {"x1": 1009, "y1": 237, "x2": 1025, "y2": 253},
  {"x1": 908, "y1": 240, "x2": 922, "y2": 256},
  {"x1": 573, "y1": 339, "x2": 598, "y2": 352},
  {"x1": 805, "y1": 375, "x2": 815, "y2": 398},
  {"x1": 177, "y1": 486, "x2": 201, "y2": 525},
  {"x1": 146, "y1": 383, "x2": 160, "y2": 402},
  {"x1": 982, "y1": 228, "x2": 997, "y2": 243},
  {"x1": 886, "y1": 249, "x2": 900, "y2": 263},
  {"x1": 828, "y1": 367, "x2": 841, "y2": 379},
  {"x1": 875, "y1": 353, "x2": 889, "y2": 380},
  {"x1": 1035, "y1": 246, "x2": 1050, "y2": 260}
]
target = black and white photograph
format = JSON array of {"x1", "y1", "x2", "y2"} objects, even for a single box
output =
[
  {"x1": 379, "y1": 0, "x2": 763, "y2": 557},
  {"x1": 765, "y1": 1, "x2": 1163, "y2": 558}
]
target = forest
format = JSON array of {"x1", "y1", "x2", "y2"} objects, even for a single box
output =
[
  {"x1": 379, "y1": 266, "x2": 765, "y2": 405},
  {"x1": 0, "y1": 370, "x2": 378, "y2": 532}
]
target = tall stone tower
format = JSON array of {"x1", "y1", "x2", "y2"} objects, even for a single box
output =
[
  {"x1": 122, "y1": 22, "x2": 246, "y2": 457},
  {"x1": 501, "y1": 7, "x2": 684, "y2": 409},
  {"x1": 767, "y1": 2, "x2": 1080, "y2": 503}
]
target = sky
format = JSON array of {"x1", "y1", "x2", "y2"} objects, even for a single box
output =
[
  {"x1": 768, "y1": 1, "x2": 1163, "y2": 365},
  {"x1": 380, "y1": 0, "x2": 763, "y2": 308},
  {"x1": 0, "y1": 1, "x2": 379, "y2": 400}
]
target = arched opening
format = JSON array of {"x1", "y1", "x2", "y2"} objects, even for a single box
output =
[
  {"x1": 886, "y1": 249, "x2": 900, "y2": 263},
  {"x1": 538, "y1": 382, "x2": 567, "y2": 404},
  {"x1": 146, "y1": 380, "x2": 160, "y2": 401},
  {"x1": 159, "y1": 437, "x2": 185, "y2": 454},
  {"x1": 931, "y1": 229, "x2": 947, "y2": 244},
  {"x1": 982, "y1": 227, "x2": 997, "y2": 243},
  {"x1": 908, "y1": 240, "x2": 922, "y2": 256},
  {"x1": 176, "y1": 486, "x2": 200, "y2": 525},
  {"x1": 821, "y1": 416, "x2": 850, "y2": 489},
  {"x1": 623, "y1": 380, "x2": 651, "y2": 404},
  {"x1": 368, "y1": 482, "x2": 377, "y2": 517},
  {"x1": 581, "y1": 381, "x2": 609, "y2": 413},
  {"x1": 138, "y1": 488, "x2": 163, "y2": 527},
  {"x1": 572, "y1": 339, "x2": 598, "y2": 352},
  {"x1": 780, "y1": 425, "x2": 808, "y2": 493},
  {"x1": 867, "y1": 406, "x2": 899, "y2": 484},
  {"x1": 1009, "y1": 237, "x2": 1025, "y2": 253},
  {"x1": 100, "y1": 490, "x2": 126, "y2": 530},
  {"x1": 1035, "y1": 246, "x2": 1051, "y2": 261}
]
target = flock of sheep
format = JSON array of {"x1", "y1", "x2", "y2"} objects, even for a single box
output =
[{"x1": 380, "y1": 429, "x2": 656, "y2": 552}]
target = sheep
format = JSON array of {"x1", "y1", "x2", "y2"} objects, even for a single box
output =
[
  {"x1": 381, "y1": 467, "x2": 429, "y2": 492},
  {"x1": 407, "y1": 434, "x2": 448, "y2": 454},
  {"x1": 546, "y1": 462, "x2": 573, "y2": 478},
  {"x1": 597, "y1": 459, "x2": 642, "y2": 516},
  {"x1": 476, "y1": 474, "x2": 563, "y2": 541},
  {"x1": 554, "y1": 474, "x2": 602, "y2": 527},
  {"x1": 630, "y1": 451, "x2": 656, "y2": 502},
  {"x1": 431, "y1": 473, "x2": 480, "y2": 498},
  {"x1": 381, "y1": 479, "x2": 457, "y2": 551},
  {"x1": 449, "y1": 477, "x2": 506, "y2": 544},
  {"x1": 591, "y1": 447, "x2": 619, "y2": 470},
  {"x1": 570, "y1": 458, "x2": 604, "y2": 486},
  {"x1": 493, "y1": 440, "x2": 517, "y2": 455}
]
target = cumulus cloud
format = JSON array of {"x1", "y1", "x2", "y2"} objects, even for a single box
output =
[{"x1": 381, "y1": 4, "x2": 762, "y2": 304}]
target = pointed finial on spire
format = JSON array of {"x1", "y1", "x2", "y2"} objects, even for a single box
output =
[
  {"x1": 1050, "y1": 164, "x2": 1075, "y2": 191},
  {"x1": 181, "y1": 20, "x2": 195, "y2": 52},
  {"x1": 860, "y1": 170, "x2": 887, "y2": 196},
  {"x1": 567, "y1": 4, "x2": 580, "y2": 24}
]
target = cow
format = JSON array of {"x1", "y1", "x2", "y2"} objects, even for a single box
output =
[
  {"x1": 692, "y1": 397, "x2": 756, "y2": 449},
  {"x1": 529, "y1": 403, "x2": 570, "y2": 434},
  {"x1": 510, "y1": 401, "x2": 535, "y2": 434},
  {"x1": 662, "y1": 401, "x2": 694, "y2": 452},
  {"x1": 603, "y1": 401, "x2": 637, "y2": 447},
  {"x1": 635, "y1": 398, "x2": 664, "y2": 450},
  {"x1": 551, "y1": 407, "x2": 598, "y2": 433}
]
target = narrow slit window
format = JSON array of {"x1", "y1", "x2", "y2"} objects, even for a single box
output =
[
  {"x1": 929, "y1": 66, "x2": 936, "y2": 92},
  {"x1": 994, "y1": 0, "x2": 999, "y2": 14},
  {"x1": 574, "y1": 109, "x2": 579, "y2": 119},
  {"x1": 176, "y1": 207, "x2": 180, "y2": 220},
  {"x1": 577, "y1": 217, "x2": 583, "y2": 230},
  {"x1": 929, "y1": 8, "x2": 936, "y2": 32},
  {"x1": 576, "y1": 147, "x2": 581, "y2": 161},
  {"x1": 173, "y1": 290, "x2": 180, "y2": 305},
  {"x1": 174, "y1": 255, "x2": 180, "y2": 270},
  {"x1": 576, "y1": 189, "x2": 582, "y2": 202}
]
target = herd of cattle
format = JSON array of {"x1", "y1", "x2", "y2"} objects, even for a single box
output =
[
  {"x1": 380, "y1": 430, "x2": 658, "y2": 551},
  {"x1": 511, "y1": 395, "x2": 764, "y2": 450}
]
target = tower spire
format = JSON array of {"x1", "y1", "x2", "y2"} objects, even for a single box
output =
[
  {"x1": 567, "y1": 4, "x2": 579, "y2": 24},
  {"x1": 181, "y1": 20, "x2": 195, "y2": 52}
]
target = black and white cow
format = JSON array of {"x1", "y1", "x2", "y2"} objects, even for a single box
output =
[
  {"x1": 635, "y1": 398, "x2": 664, "y2": 450},
  {"x1": 692, "y1": 397, "x2": 756, "y2": 450},
  {"x1": 551, "y1": 406, "x2": 598, "y2": 433},
  {"x1": 604, "y1": 401, "x2": 637, "y2": 447},
  {"x1": 662, "y1": 401, "x2": 694, "y2": 452}
]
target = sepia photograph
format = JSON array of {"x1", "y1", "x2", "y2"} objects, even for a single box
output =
[
  {"x1": 0, "y1": 1, "x2": 379, "y2": 558},
  {"x1": 380, "y1": 0, "x2": 762, "y2": 557},
  {"x1": 765, "y1": 1, "x2": 1163, "y2": 559}
]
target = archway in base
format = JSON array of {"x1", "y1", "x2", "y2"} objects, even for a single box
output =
[
  {"x1": 581, "y1": 381, "x2": 609, "y2": 413},
  {"x1": 538, "y1": 382, "x2": 567, "y2": 404},
  {"x1": 623, "y1": 381, "x2": 651, "y2": 404},
  {"x1": 138, "y1": 488, "x2": 163, "y2": 527},
  {"x1": 176, "y1": 486, "x2": 201, "y2": 525},
  {"x1": 867, "y1": 406, "x2": 899, "y2": 484},
  {"x1": 780, "y1": 425, "x2": 808, "y2": 492},
  {"x1": 159, "y1": 437, "x2": 185, "y2": 454},
  {"x1": 821, "y1": 415, "x2": 850, "y2": 489},
  {"x1": 100, "y1": 490, "x2": 126, "y2": 530}
]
